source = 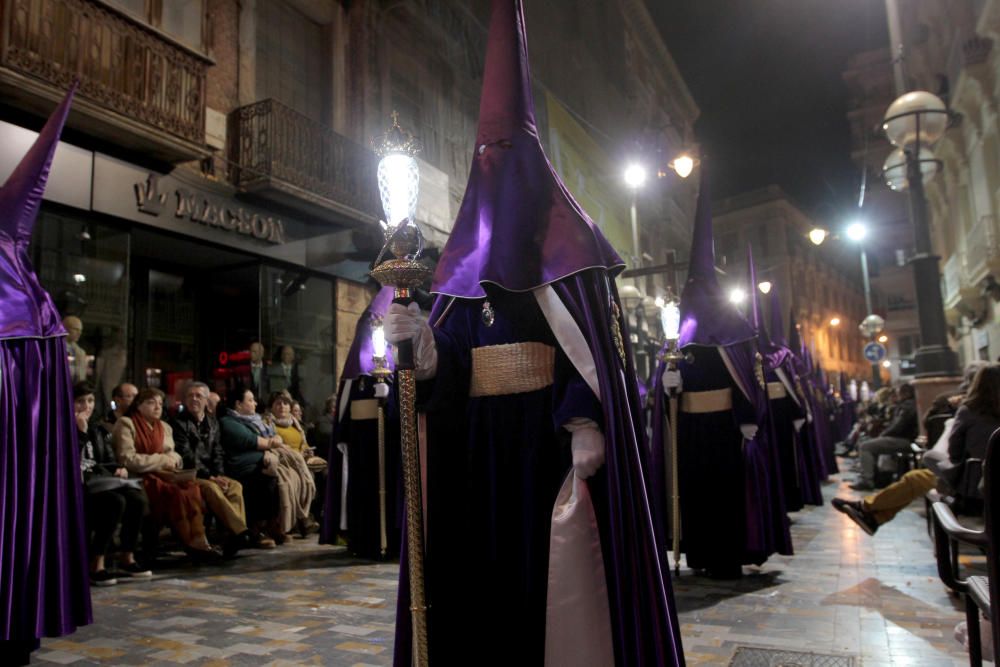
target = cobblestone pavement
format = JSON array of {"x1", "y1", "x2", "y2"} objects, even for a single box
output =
[{"x1": 37, "y1": 461, "x2": 981, "y2": 665}]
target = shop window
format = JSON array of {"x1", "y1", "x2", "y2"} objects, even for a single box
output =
[
  {"x1": 261, "y1": 268, "x2": 336, "y2": 427},
  {"x1": 106, "y1": 0, "x2": 205, "y2": 51},
  {"x1": 32, "y1": 209, "x2": 131, "y2": 418}
]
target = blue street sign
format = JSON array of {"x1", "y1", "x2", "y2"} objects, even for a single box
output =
[{"x1": 864, "y1": 342, "x2": 887, "y2": 363}]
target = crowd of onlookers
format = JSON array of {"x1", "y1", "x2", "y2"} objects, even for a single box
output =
[
  {"x1": 76, "y1": 380, "x2": 333, "y2": 587},
  {"x1": 832, "y1": 361, "x2": 998, "y2": 535}
]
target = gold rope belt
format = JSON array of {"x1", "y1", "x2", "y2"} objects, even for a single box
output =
[
  {"x1": 350, "y1": 399, "x2": 379, "y2": 421},
  {"x1": 767, "y1": 382, "x2": 788, "y2": 399},
  {"x1": 469, "y1": 342, "x2": 555, "y2": 397},
  {"x1": 680, "y1": 388, "x2": 733, "y2": 414}
]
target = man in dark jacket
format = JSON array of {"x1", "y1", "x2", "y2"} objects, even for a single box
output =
[
  {"x1": 172, "y1": 382, "x2": 250, "y2": 555},
  {"x1": 852, "y1": 383, "x2": 919, "y2": 490}
]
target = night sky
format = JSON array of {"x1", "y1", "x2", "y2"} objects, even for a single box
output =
[{"x1": 651, "y1": 1, "x2": 890, "y2": 218}]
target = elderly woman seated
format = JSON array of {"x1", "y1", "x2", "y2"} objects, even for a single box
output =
[
  {"x1": 111, "y1": 388, "x2": 220, "y2": 562},
  {"x1": 263, "y1": 392, "x2": 320, "y2": 538}
]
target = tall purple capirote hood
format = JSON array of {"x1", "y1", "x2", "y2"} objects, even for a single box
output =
[
  {"x1": 1, "y1": 82, "x2": 76, "y2": 241},
  {"x1": 0, "y1": 83, "x2": 77, "y2": 340},
  {"x1": 678, "y1": 176, "x2": 755, "y2": 347},
  {"x1": 430, "y1": 0, "x2": 623, "y2": 299}
]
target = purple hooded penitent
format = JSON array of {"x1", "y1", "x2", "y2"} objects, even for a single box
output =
[
  {"x1": 396, "y1": 1, "x2": 684, "y2": 665},
  {"x1": 0, "y1": 83, "x2": 92, "y2": 646},
  {"x1": 677, "y1": 177, "x2": 755, "y2": 349},
  {"x1": 430, "y1": 0, "x2": 623, "y2": 298},
  {"x1": 321, "y1": 286, "x2": 399, "y2": 553}
]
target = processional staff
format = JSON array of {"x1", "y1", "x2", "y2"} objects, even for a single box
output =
[{"x1": 370, "y1": 113, "x2": 430, "y2": 666}]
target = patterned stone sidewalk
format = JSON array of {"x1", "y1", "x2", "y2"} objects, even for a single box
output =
[{"x1": 37, "y1": 461, "x2": 980, "y2": 665}]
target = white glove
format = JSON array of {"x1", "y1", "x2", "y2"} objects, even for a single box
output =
[
  {"x1": 793, "y1": 418, "x2": 805, "y2": 432},
  {"x1": 661, "y1": 369, "x2": 682, "y2": 393},
  {"x1": 740, "y1": 424, "x2": 758, "y2": 441},
  {"x1": 373, "y1": 383, "x2": 390, "y2": 399},
  {"x1": 384, "y1": 302, "x2": 438, "y2": 380},
  {"x1": 565, "y1": 419, "x2": 605, "y2": 479}
]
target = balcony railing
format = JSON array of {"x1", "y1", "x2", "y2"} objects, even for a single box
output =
[
  {"x1": 229, "y1": 99, "x2": 381, "y2": 225},
  {"x1": 943, "y1": 251, "x2": 964, "y2": 305},
  {"x1": 0, "y1": 0, "x2": 210, "y2": 161},
  {"x1": 965, "y1": 214, "x2": 998, "y2": 284}
]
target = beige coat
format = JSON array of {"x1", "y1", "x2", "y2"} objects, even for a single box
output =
[{"x1": 112, "y1": 416, "x2": 183, "y2": 474}]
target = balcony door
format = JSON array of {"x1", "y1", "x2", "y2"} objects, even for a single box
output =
[{"x1": 256, "y1": 0, "x2": 329, "y2": 123}]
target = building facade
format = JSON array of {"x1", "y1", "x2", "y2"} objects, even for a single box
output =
[
  {"x1": 714, "y1": 187, "x2": 874, "y2": 383},
  {"x1": 870, "y1": 0, "x2": 1000, "y2": 368},
  {"x1": 0, "y1": 0, "x2": 696, "y2": 416}
]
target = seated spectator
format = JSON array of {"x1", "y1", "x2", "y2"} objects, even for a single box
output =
[
  {"x1": 313, "y1": 393, "x2": 338, "y2": 451},
  {"x1": 172, "y1": 382, "x2": 259, "y2": 556},
  {"x1": 75, "y1": 382, "x2": 151, "y2": 585},
  {"x1": 262, "y1": 392, "x2": 318, "y2": 538},
  {"x1": 850, "y1": 383, "x2": 919, "y2": 491},
  {"x1": 112, "y1": 388, "x2": 220, "y2": 562},
  {"x1": 834, "y1": 365, "x2": 1000, "y2": 533},
  {"x1": 921, "y1": 361, "x2": 987, "y2": 476},
  {"x1": 267, "y1": 393, "x2": 326, "y2": 530},
  {"x1": 218, "y1": 389, "x2": 281, "y2": 546},
  {"x1": 103, "y1": 382, "x2": 137, "y2": 429}
]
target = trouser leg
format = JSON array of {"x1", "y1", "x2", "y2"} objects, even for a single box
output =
[
  {"x1": 859, "y1": 437, "x2": 910, "y2": 485},
  {"x1": 116, "y1": 486, "x2": 150, "y2": 553},
  {"x1": 196, "y1": 478, "x2": 248, "y2": 535},
  {"x1": 863, "y1": 468, "x2": 937, "y2": 524},
  {"x1": 87, "y1": 490, "x2": 126, "y2": 559}
]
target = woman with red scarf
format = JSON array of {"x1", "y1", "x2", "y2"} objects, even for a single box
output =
[{"x1": 111, "y1": 388, "x2": 219, "y2": 562}]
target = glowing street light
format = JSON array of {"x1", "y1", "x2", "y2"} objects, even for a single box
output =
[
  {"x1": 729, "y1": 287, "x2": 747, "y2": 305},
  {"x1": 878, "y1": 334, "x2": 888, "y2": 343},
  {"x1": 830, "y1": 317, "x2": 841, "y2": 327},
  {"x1": 846, "y1": 221, "x2": 868, "y2": 242},
  {"x1": 808, "y1": 228, "x2": 828, "y2": 246},
  {"x1": 624, "y1": 163, "x2": 648, "y2": 190},
  {"x1": 757, "y1": 281, "x2": 772, "y2": 294},
  {"x1": 670, "y1": 153, "x2": 696, "y2": 179},
  {"x1": 882, "y1": 359, "x2": 892, "y2": 369}
]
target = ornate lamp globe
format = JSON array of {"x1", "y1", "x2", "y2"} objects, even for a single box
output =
[
  {"x1": 882, "y1": 146, "x2": 938, "y2": 192},
  {"x1": 373, "y1": 112, "x2": 421, "y2": 229},
  {"x1": 660, "y1": 298, "x2": 681, "y2": 342},
  {"x1": 882, "y1": 91, "x2": 947, "y2": 148}
]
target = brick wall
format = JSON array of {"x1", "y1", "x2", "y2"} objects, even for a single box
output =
[{"x1": 206, "y1": 0, "x2": 240, "y2": 113}]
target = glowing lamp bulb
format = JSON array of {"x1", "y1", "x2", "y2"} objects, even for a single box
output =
[
  {"x1": 377, "y1": 152, "x2": 420, "y2": 227},
  {"x1": 660, "y1": 301, "x2": 681, "y2": 341},
  {"x1": 672, "y1": 154, "x2": 695, "y2": 179},
  {"x1": 882, "y1": 360, "x2": 892, "y2": 369},
  {"x1": 846, "y1": 222, "x2": 868, "y2": 242},
  {"x1": 624, "y1": 163, "x2": 647, "y2": 189},
  {"x1": 757, "y1": 281, "x2": 772, "y2": 294},
  {"x1": 729, "y1": 287, "x2": 747, "y2": 305},
  {"x1": 808, "y1": 228, "x2": 828, "y2": 246},
  {"x1": 878, "y1": 334, "x2": 888, "y2": 343},
  {"x1": 830, "y1": 317, "x2": 841, "y2": 326},
  {"x1": 371, "y1": 321, "x2": 387, "y2": 359}
]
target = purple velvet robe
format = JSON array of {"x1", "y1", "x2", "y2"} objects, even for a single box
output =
[
  {"x1": 394, "y1": 274, "x2": 684, "y2": 666},
  {"x1": 0, "y1": 84, "x2": 92, "y2": 646}
]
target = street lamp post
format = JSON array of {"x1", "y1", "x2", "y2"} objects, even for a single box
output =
[
  {"x1": 881, "y1": 91, "x2": 958, "y2": 377},
  {"x1": 845, "y1": 221, "x2": 883, "y2": 388},
  {"x1": 624, "y1": 163, "x2": 648, "y2": 272}
]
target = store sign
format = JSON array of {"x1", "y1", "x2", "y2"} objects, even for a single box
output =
[{"x1": 134, "y1": 174, "x2": 285, "y2": 244}]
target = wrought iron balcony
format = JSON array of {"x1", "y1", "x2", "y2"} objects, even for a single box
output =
[
  {"x1": 229, "y1": 99, "x2": 381, "y2": 226},
  {"x1": 0, "y1": 0, "x2": 211, "y2": 162}
]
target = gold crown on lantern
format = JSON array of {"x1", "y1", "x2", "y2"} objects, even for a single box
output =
[{"x1": 372, "y1": 111, "x2": 421, "y2": 159}]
